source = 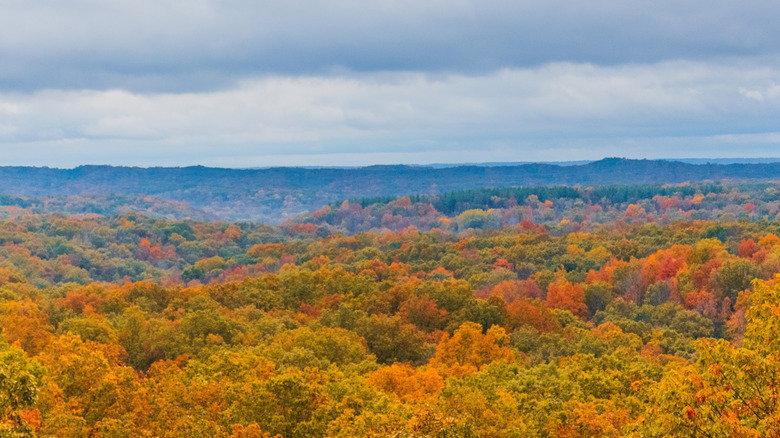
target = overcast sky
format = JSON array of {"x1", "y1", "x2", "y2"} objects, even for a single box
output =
[{"x1": 2, "y1": 0, "x2": 780, "y2": 167}]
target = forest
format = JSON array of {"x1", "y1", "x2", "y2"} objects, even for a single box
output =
[
  {"x1": 3, "y1": 159, "x2": 780, "y2": 223},
  {"x1": 1, "y1": 178, "x2": 780, "y2": 436}
]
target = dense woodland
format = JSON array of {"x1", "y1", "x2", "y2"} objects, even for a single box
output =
[
  {"x1": 2, "y1": 179, "x2": 780, "y2": 436},
  {"x1": 301, "y1": 181, "x2": 780, "y2": 233},
  {"x1": 3, "y1": 159, "x2": 780, "y2": 223}
]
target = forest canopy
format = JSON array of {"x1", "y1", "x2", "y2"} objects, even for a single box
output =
[
  {"x1": 1, "y1": 175, "x2": 780, "y2": 436},
  {"x1": 1, "y1": 159, "x2": 780, "y2": 223}
]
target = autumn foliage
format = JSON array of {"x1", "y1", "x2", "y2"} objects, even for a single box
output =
[{"x1": 0, "y1": 182, "x2": 778, "y2": 436}]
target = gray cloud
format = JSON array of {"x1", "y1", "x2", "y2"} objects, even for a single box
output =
[
  {"x1": 1, "y1": 60, "x2": 779, "y2": 166},
  {"x1": 3, "y1": 1, "x2": 780, "y2": 166},
  {"x1": 2, "y1": 0, "x2": 780, "y2": 92}
]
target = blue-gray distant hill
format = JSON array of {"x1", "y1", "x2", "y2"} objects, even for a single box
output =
[{"x1": 0, "y1": 158, "x2": 779, "y2": 223}]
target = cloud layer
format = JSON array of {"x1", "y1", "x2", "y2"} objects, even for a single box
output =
[
  {"x1": 1, "y1": 1, "x2": 780, "y2": 165},
  {"x1": 3, "y1": 0, "x2": 780, "y2": 91}
]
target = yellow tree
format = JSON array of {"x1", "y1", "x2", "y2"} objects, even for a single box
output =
[
  {"x1": 0, "y1": 342, "x2": 44, "y2": 436},
  {"x1": 429, "y1": 322, "x2": 514, "y2": 378},
  {"x1": 643, "y1": 278, "x2": 780, "y2": 437},
  {"x1": 367, "y1": 363, "x2": 443, "y2": 402}
]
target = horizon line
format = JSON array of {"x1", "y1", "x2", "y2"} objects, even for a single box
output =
[{"x1": 3, "y1": 156, "x2": 780, "y2": 170}]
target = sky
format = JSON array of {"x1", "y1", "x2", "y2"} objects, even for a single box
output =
[{"x1": 1, "y1": 0, "x2": 780, "y2": 167}]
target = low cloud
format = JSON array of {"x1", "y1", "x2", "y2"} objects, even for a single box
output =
[
  {"x1": 1, "y1": 60, "x2": 780, "y2": 166},
  {"x1": 740, "y1": 83, "x2": 780, "y2": 101}
]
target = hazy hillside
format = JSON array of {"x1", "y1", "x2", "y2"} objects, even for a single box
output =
[{"x1": 0, "y1": 158, "x2": 779, "y2": 223}]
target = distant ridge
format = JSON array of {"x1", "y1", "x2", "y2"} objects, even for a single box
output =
[
  {"x1": 670, "y1": 157, "x2": 780, "y2": 165},
  {"x1": 397, "y1": 157, "x2": 780, "y2": 168},
  {"x1": 246, "y1": 157, "x2": 780, "y2": 169},
  {"x1": 1, "y1": 158, "x2": 780, "y2": 223}
]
